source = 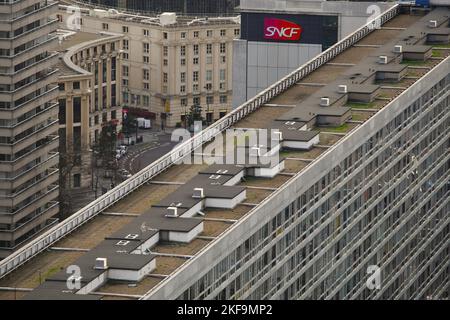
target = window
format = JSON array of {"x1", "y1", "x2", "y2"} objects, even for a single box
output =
[
  {"x1": 220, "y1": 82, "x2": 226, "y2": 90},
  {"x1": 143, "y1": 29, "x2": 150, "y2": 37},
  {"x1": 181, "y1": 58, "x2": 186, "y2": 66},
  {"x1": 181, "y1": 32, "x2": 186, "y2": 39},
  {"x1": 111, "y1": 110, "x2": 117, "y2": 119},
  {"x1": 193, "y1": 57, "x2": 199, "y2": 65},
  {"x1": 206, "y1": 70, "x2": 212, "y2": 81},
  {"x1": 193, "y1": 71, "x2": 199, "y2": 82},
  {"x1": 180, "y1": 46, "x2": 186, "y2": 56},
  {"x1": 234, "y1": 28, "x2": 240, "y2": 36},
  {"x1": 205, "y1": 83, "x2": 212, "y2": 91},
  {"x1": 163, "y1": 46, "x2": 168, "y2": 56},
  {"x1": 123, "y1": 39, "x2": 129, "y2": 50},
  {"x1": 181, "y1": 72, "x2": 186, "y2": 83},
  {"x1": 122, "y1": 26, "x2": 128, "y2": 33},
  {"x1": 123, "y1": 52, "x2": 129, "y2": 60},
  {"x1": 59, "y1": 99, "x2": 66, "y2": 125},
  {"x1": 220, "y1": 29, "x2": 226, "y2": 37},
  {"x1": 193, "y1": 31, "x2": 199, "y2": 38},
  {"x1": 206, "y1": 96, "x2": 214, "y2": 104},
  {"x1": 143, "y1": 42, "x2": 150, "y2": 54},
  {"x1": 220, "y1": 95, "x2": 227, "y2": 103},
  {"x1": 193, "y1": 96, "x2": 200, "y2": 105},
  {"x1": 122, "y1": 65, "x2": 129, "y2": 77},
  {"x1": 143, "y1": 56, "x2": 149, "y2": 64},
  {"x1": 143, "y1": 95, "x2": 150, "y2": 106},
  {"x1": 73, "y1": 81, "x2": 80, "y2": 90},
  {"x1": 220, "y1": 43, "x2": 226, "y2": 54},
  {"x1": 206, "y1": 44, "x2": 212, "y2": 54},
  {"x1": 206, "y1": 56, "x2": 212, "y2": 64},
  {"x1": 144, "y1": 83, "x2": 149, "y2": 90},
  {"x1": 163, "y1": 59, "x2": 168, "y2": 66},
  {"x1": 143, "y1": 69, "x2": 150, "y2": 81},
  {"x1": 102, "y1": 23, "x2": 109, "y2": 30},
  {"x1": 193, "y1": 84, "x2": 199, "y2": 92},
  {"x1": 73, "y1": 174, "x2": 81, "y2": 188},
  {"x1": 163, "y1": 32, "x2": 168, "y2": 39},
  {"x1": 193, "y1": 44, "x2": 199, "y2": 55},
  {"x1": 220, "y1": 69, "x2": 226, "y2": 81},
  {"x1": 58, "y1": 83, "x2": 65, "y2": 91},
  {"x1": 73, "y1": 97, "x2": 81, "y2": 123},
  {"x1": 163, "y1": 72, "x2": 168, "y2": 83},
  {"x1": 181, "y1": 98, "x2": 187, "y2": 106},
  {"x1": 207, "y1": 30, "x2": 213, "y2": 37},
  {"x1": 180, "y1": 85, "x2": 186, "y2": 94},
  {"x1": 123, "y1": 79, "x2": 129, "y2": 87}
]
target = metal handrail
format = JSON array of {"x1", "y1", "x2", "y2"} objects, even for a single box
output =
[{"x1": 0, "y1": 4, "x2": 399, "y2": 279}]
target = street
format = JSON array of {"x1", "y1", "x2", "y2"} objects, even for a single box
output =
[{"x1": 118, "y1": 129, "x2": 178, "y2": 175}]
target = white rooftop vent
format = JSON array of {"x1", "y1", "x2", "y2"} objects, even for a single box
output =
[
  {"x1": 209, "y1": 174, "x2": 221, "y2": 179},
  {"x1": 285, "y1": 121, "x2": 296, "y2": 125},
  {"x1": 93, "y1": 9, "x2": 108, "y2": 18},
  {"x1": 429, "y1": 20, "x2": 438, "y2": 28},
  {"x1": 166, "y1": 206, "x2": 178, "y2": 218},
  {"x1": 94, "y1": 258, "x2": 108, "y2": 270},
  {"x1": 160, "y1": 12, "x2": 177, "y2": 26},
  {"x1": 250, "y1": 147, "x2": 261, "y2": 156},
  {"x1": 378, "y1": 55, "x2": 388, "y2": 64},
  {"x1": 393, "y1": 45, "x2": 403, "y2": 53},
  {"x1": 338, "y1": 85, "x2": 348, "y2": 94},
  {"x1": 272, "y1": 131, "x2": 283, "y2": 141},
  {"x1": 125, "y1": 234, "x2": 139, "y2": 240},
  {"x1": 320, "y1": 97, "x2": 330, "y2": 107},
  {"x1": 193, "y1": 188, "x2": 204, "y2": 199},
  {"x1": 216, "y1": 169, "x2": 229, "y2": 174},
  {"x1": 116, "y1": 240, "x2": 130, "y2": 246}
]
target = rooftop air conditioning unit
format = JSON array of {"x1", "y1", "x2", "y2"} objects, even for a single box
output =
[
  {"x1": 429, "y1": 20, "x2": 438, "y2": 28},
  {"x1": 94, "y1": 258, "x2": 108, "y2": 270},
  {"x1": 338, "y1": 85, "x2": 348, "y2": 94},
  {"x1": 393, "y1": 45, "x2": 403, "y2": 53},
  {"x1": 378, "y1": 56, "x2": 388, "y2": 64},
  {"x1": 250, "y1": 147, "x2": 261, "y2": 157},
  {"x1": 160, "y1": 12, "x2": 177, "y2": 26},
  {"x1": 166, "y1": 206, "x2": 178, "y2": 218},
  {"x1": 272, "y1": 131, "x2": 283, "y2": 141},
  {"x1": 320, "y1": 97, "x2": 330, "y2": 107},
  {"x1": 193, "y1": 188, "x2": 204, "y2": 199}
]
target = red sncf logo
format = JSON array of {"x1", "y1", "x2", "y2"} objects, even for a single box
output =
[{"x1": 264, "y1": 18, "x2": 302, "y2": 41}]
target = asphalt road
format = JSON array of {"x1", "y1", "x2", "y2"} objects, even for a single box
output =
[{"x1": 120, "y1": 132, "x2": 178, "y2": 174}]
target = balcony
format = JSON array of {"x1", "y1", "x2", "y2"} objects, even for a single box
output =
[
  {"x1": 0, "y1": 152, "x2": 58, "y2": 189},
  {"x1": 0, "y1": 201, "x2": 58, "y2": 242},
  {"x1": 0, "y1": 167, "x2": 59, "y2": 207},
  {"x1": 0, "y1": 118, "x2": 59, "y2": 155},
  {"x1": 0, "y1": 184, "x2": 59, "y2": 225},
  {"x1": 0, "y1": 101, "x2": 58, "y2": 137}
]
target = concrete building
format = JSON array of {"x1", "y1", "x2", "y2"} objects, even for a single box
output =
[
  {"x1": 57, "y1": 5, "x2": 240, "y2": 127},
  {"x1": 0, "y1": 4, "x2": 449, "y2": 301},
  {"x1": 232, "y1": 0, "x2": 395, "y2": 107},
  {"x1": 56, "y1": 30, "x2": 123, "y2": 193},
  {"x1": 0, "y1": 0, "x2": 60, "y2": 259}
]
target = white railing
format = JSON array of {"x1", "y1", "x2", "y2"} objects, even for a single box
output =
[{"x1": 0, "y1": 4, "x2": 399, "y2": 279}]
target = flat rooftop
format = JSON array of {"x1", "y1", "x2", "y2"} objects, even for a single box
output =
[{"x1": 2, "y1": 7, "x2": 450, "y2": 300}]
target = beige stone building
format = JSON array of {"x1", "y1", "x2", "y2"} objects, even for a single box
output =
[
  {"x1": 57, "y1": 6, "x2": 240, "y2": 127},
  {"x1": 56, "y1": 30, "x2": 123, "y2": 192}
]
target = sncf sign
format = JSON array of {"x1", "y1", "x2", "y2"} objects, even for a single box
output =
[{"x1": 264, "y1": 18, "x2": 302, "y2": 41}]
